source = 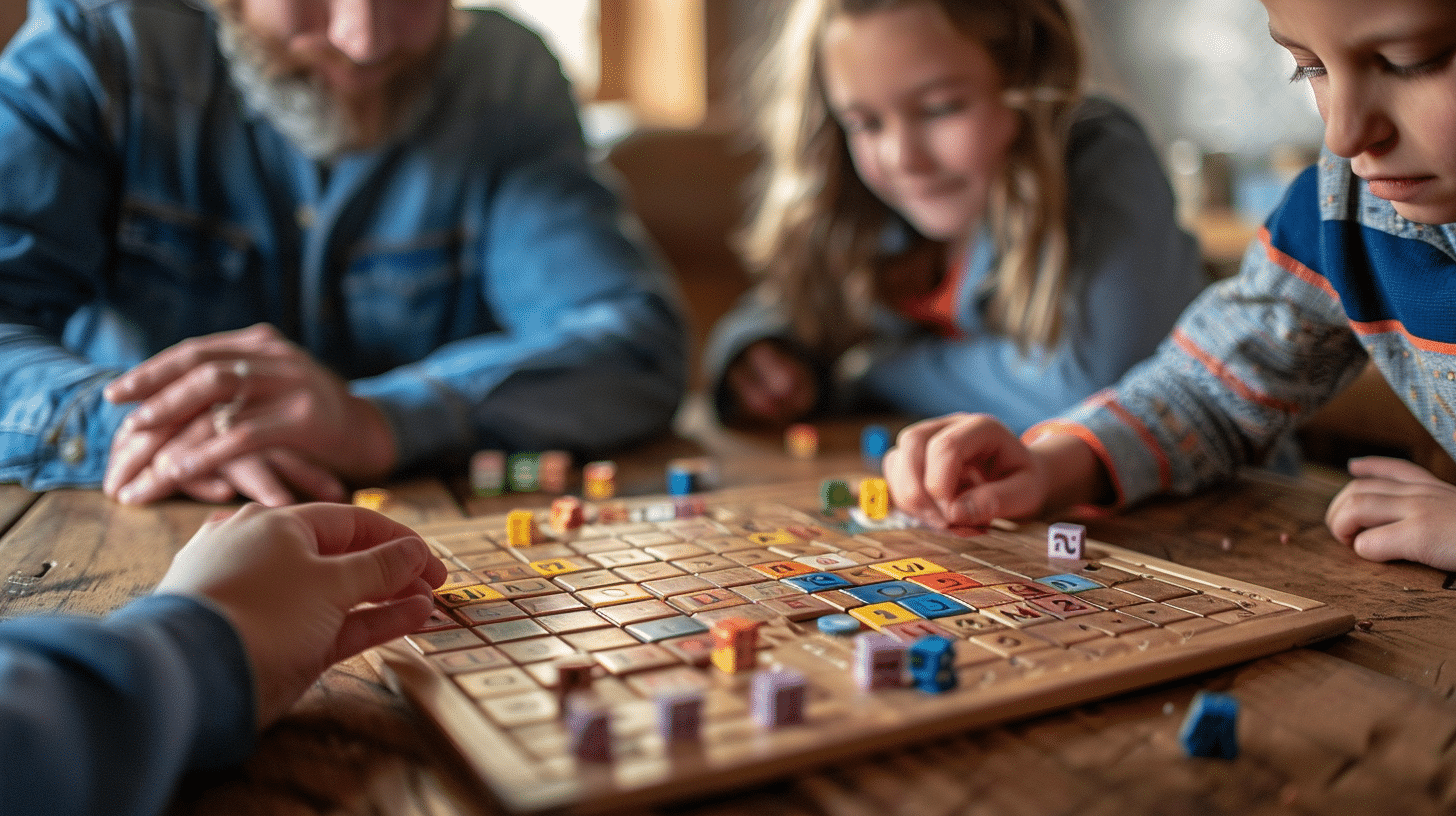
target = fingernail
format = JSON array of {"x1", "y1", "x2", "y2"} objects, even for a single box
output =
[
  {"x1": 169, "y1": 456, "x2": 197, "y2": 479},
  {"x1": 117, "y1": 485, "x2": 139, "y2": 504},
  {"x1": 387, "y1": 536, "x2": 428, "y2": 569}
]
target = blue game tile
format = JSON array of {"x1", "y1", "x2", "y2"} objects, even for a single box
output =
[
  {"x1": 844, "y1": 581, "x2": 931, "y2": 604},
  {"x1": 907, "y1": 635, "x2": 957, "y2": 693},
  {"x1": 899, "y1": 593, "x2": 972, "y2": 619},
  {"x1": 782, "y1": 572, "x2": 854, "y2": 593},
  {"x1": 1039, "y1": 573, "x2": 1103, "y2": 593},
  {"x1": 1179, "y1": 690, "x2": 1239, "y2": 759}
]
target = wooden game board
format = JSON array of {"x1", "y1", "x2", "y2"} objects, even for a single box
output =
[{"x1": 365, "y1": 482, "x2": 1353, "y2": 814}]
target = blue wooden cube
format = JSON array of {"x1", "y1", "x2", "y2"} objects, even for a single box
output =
[
  {"x1": 1179, "y1": 690, "x2": 1239, "y2": 759},
  {"x1": 907, "y1": 635, "x2": 956, "y2": 693},
  {"x1": 861, "y1": 424, "x2": 891, "y2": 466}
]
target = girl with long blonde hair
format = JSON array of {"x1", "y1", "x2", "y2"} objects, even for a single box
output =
[{"x1": 704, "y1": 0, "x2": 1206, "y2": 431}]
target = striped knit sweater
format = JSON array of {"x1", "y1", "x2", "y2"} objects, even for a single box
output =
[{"x1": 1031, "y1": 150, "x2": 1456, "y2": 506}]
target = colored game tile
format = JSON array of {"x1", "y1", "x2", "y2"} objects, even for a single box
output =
[
  {"x1": 751, "y1": 668, "x2": 808, "y2": 729},
  {"x1": 898, "y1": 593, "x2": 972, "y2": 619},
  {"x1": 508, "y1": 452, "x2": 541, "y2": 492},
  {"x1": 872, "y1": 557, "x2": 947, "y2": 579},
  {"x1": 780, "y1": 572, "x2": 854, "y2": 593},
  {"x1": 850, "y1": 601, "x2": 921, "y2": 630},
  {"x1": 907, "y1": 635, "x2": 957, "y2": 693},
  {"x1": 858, "y1": 477, "x2": 890, "y2": 520},
  {"x1": 539, "y1": 450, "x2": 571, "y2": 493},
  {"x1": 655, "y1": 687, "x2": 706, "y2": 743},
  {"x1": 785, "y1": 423, "x2": 818, "y2": 459},
  {"x1": 564, "y1": 692, "x2": 612, "y2": 762},
  {"x1": 861, "y1": 424, "x2": 891, "y2": 466},
  {"x1": 709, "y1": 617, "x2": 762, "y2": 674},
  {"x1": 666, "y1": 462, "x2": 698, "y2": 496},
  {"x1": 506, "y1": 509, "x2": 540, "y2": 548},
  {"x1": 470, "y1": 449, "x2": 506, "y2": 496},
  {"x1": 549, "y1": 495, "x2": 585, "y2": 533},
  {"x1": 1048, "y1": 521, "x2": 1087, "y2": 559},
  {"x1": 351, "y1": 487, "x2": 389, "y2": 511},
  {"x1": 821, "y1": 479, "x2": 853, "y2": 511},
  {"x1": 852, "y1": 632, "x2": 906, "y2": 691},
  {"x1": 1179, "y1": 690, "x2": 1239, "y2": 759},
  {"x1": 583, "y1": 460, "x2": 617, "y2": 501}
]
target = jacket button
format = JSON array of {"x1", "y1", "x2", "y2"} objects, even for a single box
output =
[{"x1": 61, "y1": 436, "x2": 85, "y2": 464}]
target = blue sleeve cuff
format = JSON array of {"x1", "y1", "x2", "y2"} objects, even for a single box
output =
[
  {"x1": 108, "y1": 594, "x2": 257, "y2": 769},
  {"x1": 352, "y1": 371, "x2": 474, "y2": 473}
]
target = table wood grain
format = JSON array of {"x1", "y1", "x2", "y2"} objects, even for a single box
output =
[
  {"x1": 1080, "y1": 469, "x2": 1456, "y2": 696},
  {"x1": 0, "y1": 483, "x2": 36, "y2": 538}
]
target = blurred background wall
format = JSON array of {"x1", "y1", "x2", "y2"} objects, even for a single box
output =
[{"x1": 1079, "y1": 0, "x2": 1325, "y2": 228}]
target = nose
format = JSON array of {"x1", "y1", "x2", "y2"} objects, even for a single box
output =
[
  {"x1": 1320, "y1": 75, "x2": 1396, "y2": 159},
  {"x1": 327, "y1": 0, "x2": 394, "y2": 65},
  {"x1": 882, "y1": 119, "x2": 935, "y2": 175}
]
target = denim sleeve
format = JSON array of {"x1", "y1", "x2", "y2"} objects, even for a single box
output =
[
  {"x1": 351, "y1": 32, "x2": 688, "y2": 466},
  {"x1": 0, "y1": 594, "x2": 255, "y2": 816},
  {"x1": 0, "y1": 325, "x2": 132, "y2": 489},
  {"x1": 0, "y1": 2, "x2": 136, "y2": 490},
  {"x1": 853, "y1": 101, "x2": 1207, "y2": 433}
]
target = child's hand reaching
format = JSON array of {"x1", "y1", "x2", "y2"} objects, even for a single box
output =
[
  {"x1": 882, "y1": 413, "x2": 1051, "y2": 531},
  {"x1": 156, "y1": 503, "x2": 448, "y2": 728},
  {"x1": 724, "y1": 341, "x2": 818, "y2": 427},
  {"x1": 1325, "y1": 456, "x2": 1456, "y2": 571}
]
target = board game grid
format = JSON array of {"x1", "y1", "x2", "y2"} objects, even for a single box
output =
[{"x1": 366, "y1": 485, "x2": 1353, "y2": 814}]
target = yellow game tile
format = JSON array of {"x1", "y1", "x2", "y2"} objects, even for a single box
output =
[
  {"x1": 872, "y1": 557, "x2": 948, "y2": 579},
  {"x1": 434, "y1": 583, "x2": 505, "y2": 608},
  {"x1": 849, "y1": 601, "x2": 921, "y2": 631}
]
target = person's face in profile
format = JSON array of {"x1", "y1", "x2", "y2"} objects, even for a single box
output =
[{"x1": 1263, "y1": 0, "x2": 1456, "y2": 225}]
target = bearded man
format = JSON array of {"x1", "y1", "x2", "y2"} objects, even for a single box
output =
[{"x1": 0, "y1": 0, "x2": 688, "y2": 505}]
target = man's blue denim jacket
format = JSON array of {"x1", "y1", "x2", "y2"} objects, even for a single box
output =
[{"x1": 0, "y1": 0, "x2": 688, "y2": 490}]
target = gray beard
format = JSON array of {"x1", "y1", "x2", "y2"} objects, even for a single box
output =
[{"x1": 215, "y1": 20, "x2": 357, "y2": 162}]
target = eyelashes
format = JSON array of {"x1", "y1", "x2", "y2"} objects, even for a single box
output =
[
  {"x1": 1386, "y1": 49, "x2": 1455, "y2": 78},
  {"x1": 1287, "y1": 49, "x2": 1455, "y2": 84},
  {"x1": 1288, "y1": 65, "x2": 1324, "y2": 83}
]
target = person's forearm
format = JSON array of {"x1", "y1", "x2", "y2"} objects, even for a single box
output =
[
  {"x1": 1029, "y1": 431, "x2": 1114, "y2": 512},
  {"x1": 343, "y1": 395, "x2": 400, "y2": 482},
  {"x1": 0, "y1": 595, "x2": 254, "y2": 816}
]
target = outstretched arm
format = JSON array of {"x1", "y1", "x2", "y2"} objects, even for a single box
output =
[
  {"x1": 157, "y1": 502, "x2": 448, "y2": 726},
  {"x1": 883, "y1": 412, "x2": 1112, "y2": 530},
  {"x1": 0, "y1": 503, "x2": 446, "y2": 816}
]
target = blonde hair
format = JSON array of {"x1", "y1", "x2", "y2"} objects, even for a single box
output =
[{"x1": 738, "y1": 0, "x2": 1086, "y2": 356}]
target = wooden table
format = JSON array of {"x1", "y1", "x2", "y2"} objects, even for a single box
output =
[{"x1": 4, "y1": 402, "x2": 1456, "y2": 816}]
